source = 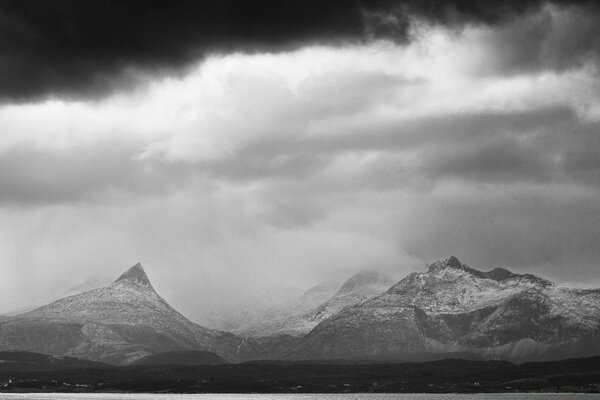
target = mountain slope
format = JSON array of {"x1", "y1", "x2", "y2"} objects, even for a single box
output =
[
  {"x1": 240, "y1": 270, "x2": 395, "y2": 337},
  {"x1": 0, "y1": 264, "x2": 237, "y2": 365},
  {"x1": 309, "y1": 270, "x2": 397, "y2": 323},
  {"x1": 287, "y1": 257, "x2": 600, "y2": 362}
]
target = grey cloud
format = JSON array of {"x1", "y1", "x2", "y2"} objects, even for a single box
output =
[
  {"x1": 474, "y1": 3, "x2": 600, "y2": 75},
  {"x1": 561, "y1": 121, "x2": 600, "y2": 183},
  {"x1": 261, "y1": 198, "x2": 328, "y2": 229},
  {"x1": 237, "y1": 106, "x2": 576, "y2": 159},
  {"x1": 210, "y1": 106, "x2": 579, "y2": 188},
  {"x1": 203, "y1": 154, "x2": 330, "y2": 184},
  {"x1": 417, "y1": 129, "x2": 560, "y2": 183},
  {"x1": 0, "y1": 101, "x2": 593, "y2": 214},
  {"x1": 0, "y1": 144, "x2": 196, "y2": 204},
  {"x1": 398, "y1": 183, "x2": 600, "y2": 282},
  {"x1": 353, "y1": 108, "x2": 600, "y2": 188}
]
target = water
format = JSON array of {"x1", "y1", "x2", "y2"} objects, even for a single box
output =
[{"x1": 1, "y1": 394, "x2": 599, "y2": 400}]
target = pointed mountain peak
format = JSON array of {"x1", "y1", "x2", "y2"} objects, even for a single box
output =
[
  {"x1": 427, "y1": 256, "x2": 468, "y2": 273},
  {"x1": 114, "y1": 263, "x2": 153, "y2": 288}
]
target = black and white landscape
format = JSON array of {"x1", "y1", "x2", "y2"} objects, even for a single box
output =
[
  {"x1": 1, "y1": 257, "x2": 600, "y2": 366},
  {"x1": 1, "y1": 0, "x2": 600, "y2": 394}
]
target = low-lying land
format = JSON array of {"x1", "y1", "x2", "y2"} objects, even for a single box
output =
[{"x1": 0, "y1": 352, "x2": 599, "y2": 393}]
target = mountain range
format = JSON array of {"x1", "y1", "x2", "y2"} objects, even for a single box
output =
[
  {"x1": 1, "y1": 257, "x2": 599, "y2": 365},
  {"x1": 287, "y1": 257, "x2": 600, "y2": 362}
]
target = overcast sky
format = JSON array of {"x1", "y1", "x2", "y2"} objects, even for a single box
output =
[{"x1": 1, "y1": 0, "x2": 600, "y2": 326}]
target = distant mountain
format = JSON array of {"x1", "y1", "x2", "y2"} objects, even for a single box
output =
[
  {"x1": 309, "y1": 270, "x2": 397, "y2": 322},
  {"x1": 3, "y1": 257, "x2": 599, "y2": 365},
  {"x1": 237, "y1": 280, "x2": 339, "y2": 337},
  {"x1": 2, "y1": 276, "x2": 107, "y2": 318},
  {"x1": 287, "y1": 257, "x2": 600, "y2": 362},
  {"x1": 0, "y1": 263, "x2": 239, "y2": 365},
  {"x1": 241, "y1": 270, "x2": 396, "y2": 337},
  {"x1": 0, "y1": 351, "x2": 108, "y2": 371},
  {"x1": 131, "y1": 350, "x2": 226, "y2": 366},
  {"x1": 196, "y1": 282, "x2": 305, "y2": 332}
]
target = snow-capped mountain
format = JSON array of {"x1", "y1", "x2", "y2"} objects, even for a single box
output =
[
  {"x1": 241, "y1": 270, "x2": 396, "y2": 337},
  {"x1": 2, "y1": 257, "x2": 599, "y2": 365},
  {"x1": 287, "y1": 257, "x2": 600, "y2": 362},
  {"x1": 0, "y1": 263, "x2": 236, "y2": 364}
]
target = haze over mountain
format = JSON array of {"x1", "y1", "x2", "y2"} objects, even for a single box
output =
[
  {"x1": 240, "y1": 270, "x2": 397, "y2": 337},
  {"x1": 194, "y1": 282, "x2": 305, "y2": 332}
]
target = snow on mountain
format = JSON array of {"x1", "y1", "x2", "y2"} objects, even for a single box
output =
[
  {"x1": 2, "y1": 257, "x2": 599, "y2": 364},
  {"x1": 287, "y1": 256, "x2": 600, "y2": 362},
  {"x1": 310, "y1": 270, "x2": 397, "y2": 321},
  {"x1": 237, "y1": 280, "x2": 340, "y2": 337},
  {"x1": 2, "y1": 275, "x2": 106, "y2": 317},
  {"x1": 240, "y1": 270, "x2": 396, "y2": 337},
  {"x1": 1, "y1": 263, "x2": 236, "y2": 364}
]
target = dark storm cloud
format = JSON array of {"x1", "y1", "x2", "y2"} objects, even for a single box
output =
[
  {"x1": 1, "y1": 0, "x2": 598, "y2": 102},
  {"x1": 0, "y1": 0, "x2": 385, "y2": 101}
]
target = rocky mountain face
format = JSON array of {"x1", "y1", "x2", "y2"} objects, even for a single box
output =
[
  {"x1": 0, "y1": 264, "x2": 241, "y2": 365},
  {"x1": 287, "y1": 257, "x2": 600, "y2": 362},
  {"x1": 240, "y1": 271, "x2": 395, "y2": 337}
]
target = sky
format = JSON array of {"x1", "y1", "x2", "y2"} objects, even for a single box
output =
[{"x1": 1, "y1": 0, "x2": 600, "y2": 328}]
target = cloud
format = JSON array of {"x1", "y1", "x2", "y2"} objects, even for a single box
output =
[
  {"x1": 0, "y1": 0, "x2": 395, "y2": 102},
  {"x1": 463, "y1": 3, "x2": 600, "y2": 75},
  {"x1": 1, "y1": 3, "x2": 600, "y2": 325},
  {"x1": 1, "y1": 0, "x2": 598, "y2": 102},
  {"x1": 396, "y1": 181, "x2": 600, "y2": 283}
]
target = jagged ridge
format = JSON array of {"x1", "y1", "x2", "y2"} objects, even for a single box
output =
[{"x1": 287, "y1": 257, "x2": 600, "y2": 362}]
